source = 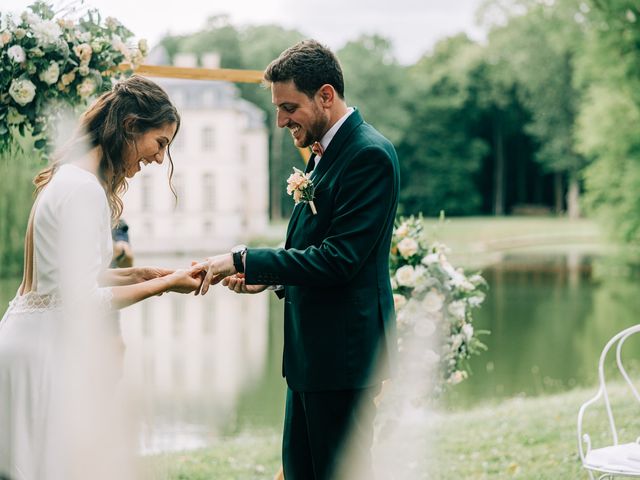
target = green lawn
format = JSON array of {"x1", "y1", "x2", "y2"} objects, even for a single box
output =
[
  {"x1": 422, "y1": 216, "x2": 608, "y2": 268},
  {"x1": 153, "y1": 382, "x2": 639, "y2": 479}
]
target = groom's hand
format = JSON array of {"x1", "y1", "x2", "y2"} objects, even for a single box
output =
[
  {"x1": 222, "y1": 274, "x2": 268, "y2": 294},
  {"x1": 198, "y1": 253, "x2": 236, "y2": 295}
]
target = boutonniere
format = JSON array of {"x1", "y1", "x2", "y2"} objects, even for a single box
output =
[{"x1": 286, "y1": 167, "x2": 317, "y2": 215}]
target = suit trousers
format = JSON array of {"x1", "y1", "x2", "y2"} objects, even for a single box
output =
[{"x1": 282, "y1": 384, "x2": 381, "y2": 480}]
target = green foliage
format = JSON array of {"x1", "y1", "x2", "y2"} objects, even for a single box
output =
[
  {"x1": 337, "y1": 35, "x2": 409, "y2": 145},
  {"x1": 487, "y1": 0, "x2": 586, "y2": 172},
  {"x1": 0, "y1": 1, "x2": 145, "y2": 154},
  {"x1": 397, "y1": 35, "x2": 489, "y2": 216},
  {"x1": 0, "y1": 141, "x2": 43, "y2": 278},
  {"x1": 578, "y1": 0, "x2": 640, "y2": 241}
]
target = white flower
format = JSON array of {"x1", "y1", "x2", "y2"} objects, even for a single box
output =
[
  {"x1": 105, "y1": 17, "x2": 120, "y2": 30},
  {"x1": 31, "y1": 19, "x2": 62, "y2": 46},
  {"x1": 448, "y1": 300, "x2": 466, "y2": 320},
  {"x1": 393, "y1": 294, "x2": 407, "y2": 311},
  {"x1": 78, "y1": 65, "x2": 90, "y2": 76},
  {"x1": 448, "y1": 370, "x2": 468, "y2": 385},
  {"x1": 396, "y1": 265, "x2": 417, "y2": 288},
  {"x1": 449, "y1": 275, "x2": 475, "y2": 292},
  {"x1": 423, "y1": 289, "x2": 445, "y2": 313},
  {"x1": 451, "y1": 334, "x2": 464, "y2": 351},
  {"x1": 0, "y1": 31, "x2": 12, "y2": 47},
  {"x1": 9, "y1": 78, "x2": 36, "y2": 106},
  {"x1": 60, "y1": 70, "x2": 76, "y2": 86},
  {"x1": 396, "y1": 298, "x2": 421, "y2": 327},
  {"x1": 77, "y1": 77, "x2": 96, "y2": 98},
  {"x1": 395, "y1": 222, "x2": 410, "y2": 238},
  {"x1": 7, "y1": 45, "x2": 26, "y2": 63},
  {"x1": 390, "y1": 277, "x2": 398, "y2": 290},
  {"x1": 21, "y1": 11, "x2": 40, "y2": 26},
  {"x1": 469, "y1": 274, "x2": 486, "y2": 286},
  {"x1": 111, "y1": 34, "x2": 130, "y2": 59},
  {"x1": 39, "y1": 61, "x2": 60, "y2": 85},
  {"x1": 413, "y1": 267, "x2": 435, "y2": 293},
  {"x1": 73, "y1": 43, "x2": 93, "y2": 63},
  {"x1": 7, "y1": 107, "x2": 26, "y2": 125},
  {"x1": 421, "y1": 253, "x2": 440, "y2": 265},
  {"x1": 397, "y1": 237, "x2": 419, "y2": 258},
  {"x1": 468, "y1": 294, "x2": 485, "y2": 307},
  {"x1": 78, "y1": 31, "x2": 92, "y2": 43},
  {"x1": 462, "y1": 323, "x2": 474, "y2": 341},
  {"x1": 14, "y1": 28, "x2": 27, "y2": 40}
]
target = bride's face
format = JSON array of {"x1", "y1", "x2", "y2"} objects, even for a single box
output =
[{"x1": 123, "y1": 122, "x2": 178, "y2": 178}]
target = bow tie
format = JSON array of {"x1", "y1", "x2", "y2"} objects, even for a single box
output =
[{"x1": 311, "y1": 141, "x2": 324, "y2": 157}]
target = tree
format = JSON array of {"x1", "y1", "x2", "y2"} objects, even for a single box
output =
[
  {"x1": 337, "y1": 35, "x2": 409, "y2": 145},
  {"x1": 397, "y1": 35, "x2": 489, "y2": 216},
  {"x1": 577, "y1": 0, "x2": 640, "y2": 241},
  {"x1": 480, "y1": 0, "x2": 588, "y2": 218}
]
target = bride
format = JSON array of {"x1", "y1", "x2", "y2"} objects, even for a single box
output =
[{"x1": 0, "y1": 76, "x2": 202, "y2": 479}]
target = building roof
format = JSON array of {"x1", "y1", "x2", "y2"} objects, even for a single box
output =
[{"x1": 147, "y1": 46, "x2": 267, "y2": 130}]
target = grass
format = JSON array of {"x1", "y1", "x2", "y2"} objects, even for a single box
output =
[
  {"x1": 154, "y1": 383, "x2": 640, "y2": 479},
  {"x1": 422, "y1": 216, "x2": 607, "y2": 268},
  {"x1": 147, "y1": 430, "x2": 281, "y2": 480}
]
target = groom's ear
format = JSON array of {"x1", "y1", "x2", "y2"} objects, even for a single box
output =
[{"x1": 317, "y1": 84, "x2": 335, "y2": 108}]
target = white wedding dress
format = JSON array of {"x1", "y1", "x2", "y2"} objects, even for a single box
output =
[{"x1": 0, "y1": 164, "x2": 134, "y2": 480}]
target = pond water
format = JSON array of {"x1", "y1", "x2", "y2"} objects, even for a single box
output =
[{"x1": 2, "y1": 251, "x2": 639, "y2": 452}]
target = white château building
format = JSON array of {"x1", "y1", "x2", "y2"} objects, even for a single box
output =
[{"x1": 122, "y1": 57, "x2": 269, "y2": 254}]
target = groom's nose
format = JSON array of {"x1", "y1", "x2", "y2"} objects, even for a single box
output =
[{"x1": 277, "y1": 110, "x2": 289, "y2": 128}]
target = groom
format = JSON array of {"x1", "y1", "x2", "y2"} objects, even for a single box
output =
[{"x1": 199, "y1": 39, "x2": 400, "y2": 479}]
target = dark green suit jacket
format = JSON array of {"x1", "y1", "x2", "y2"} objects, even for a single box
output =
[{"x1": 245, "y1": 109, "x2": 400, "y2": 392}]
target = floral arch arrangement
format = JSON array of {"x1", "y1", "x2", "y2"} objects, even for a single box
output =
[
  {"x1": 390, "y1": 215, "x2": 489, "y2": 392},
  {"x1": 0, "y1": 1, "x2": 147, "y2": 153}
]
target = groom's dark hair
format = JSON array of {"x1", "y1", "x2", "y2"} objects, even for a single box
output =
[{"x1": 264, "y1": 39, "x2": 345, "y2": 99}]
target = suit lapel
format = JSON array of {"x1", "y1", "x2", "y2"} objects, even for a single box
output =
[
  {"x1": 284, "y1": 109, "x2": 364, "y2": 247},
  {"x1": 307, "y1": 109, "x2": 363, "y2": 189}
]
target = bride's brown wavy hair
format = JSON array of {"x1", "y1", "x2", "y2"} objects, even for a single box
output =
[{"x1": 33, "y1": 75, "x2": 180, "y2": 225}]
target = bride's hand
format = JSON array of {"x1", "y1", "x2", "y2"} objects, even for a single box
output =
[
  {"x1": 136, "y1": 266, "x2": 174, "y2": 283},
  {"x1": 222, "y1": 274, "x2": 268, "y2": 294},
  {"x1": 166, "y1": 267, "x2": 203, "y2": 294}
]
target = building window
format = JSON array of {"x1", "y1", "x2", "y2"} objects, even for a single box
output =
[
  {"x1": 203, "y1": 173, "x2": 214, "y2": 210},
  {"x1": 141, "y1": 175, "x2": 152, "y2": 212},
  {"x1": 202, "y1": 126, "x2": 215, "y2": 151},
  {"x1": 173, "y1": 173, "x2": 184, "y2": 211},
  {"x1": 239, "y1": 144, "x2": 248, "y2": 164},
  {"x1": 171, "y1": 130, "x2": 184, "y2": 151}
]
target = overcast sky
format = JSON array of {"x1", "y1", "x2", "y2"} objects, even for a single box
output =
[{"x1": 8, "y1": 0, "x2": 486, "y2": 64}]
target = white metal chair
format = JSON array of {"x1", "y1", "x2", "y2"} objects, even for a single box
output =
[{"x1": 578, "y1": 324, "x2": 640, "y2": 479}]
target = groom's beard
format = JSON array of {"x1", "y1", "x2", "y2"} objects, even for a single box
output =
[{"x1": 298, "y1": 109, "x2": 329, "y2": 148}]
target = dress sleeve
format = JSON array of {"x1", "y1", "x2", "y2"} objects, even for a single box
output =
[{"x1": 57, "y1": 180, "x2": 114, "y2": 311}]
